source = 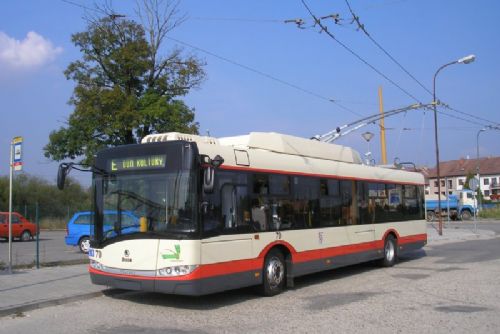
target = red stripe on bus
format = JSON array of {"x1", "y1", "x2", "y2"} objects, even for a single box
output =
[
  {"x1": 89, "y1": 233, "x2": 427, "y2": 281},
  {"x1": 400, "y1": 233, "x2": 427, "y2": 244},
  {"x1": 197, "y1": 258, "x2": 262, "y2": 278},
  {"x1": 219, "y1": 165, "x2": 424, "y2": 186}
]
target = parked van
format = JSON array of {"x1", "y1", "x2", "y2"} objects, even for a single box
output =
[
  {"x1": 0, "y1": 212, "x2": 37, "y2": 241},
  {"x1": 65, "y1": 211, "x2": 139, "y2": 253}
]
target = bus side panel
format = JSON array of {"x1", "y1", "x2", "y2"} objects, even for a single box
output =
[
  {"x1": 200, "y1": 236, "x2": 259, "y2": 293},
  {"x1": 252, "y1": 226, "x2": 379, "y2": 278},
  {"x1": 373, "y1": 220, "x2": 427, "y2": 254}
]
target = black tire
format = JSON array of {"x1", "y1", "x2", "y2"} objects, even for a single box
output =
[
  {"x1": 426, "y1": 211, "x2": 436, "y2": 222},
  {"x1": 260, "y1": 249, "x2": 286, "y2": 296},
  {"x1": 460, "y1": 210, "x2": 472, "y2": 221},
  {"x1": 79, "y1": 236, "x2": 91, "y2": 253},
  {"x1": 380, "y1": 235, "x2": 397, "y2": 267},
  {"x1": 20, "y1": 230, "x2": 32, "y2": 242}
]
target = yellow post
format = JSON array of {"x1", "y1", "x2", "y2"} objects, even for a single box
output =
[
  {"x1": 139, "y1": 217, "x2": 148, "y2": 232},
  {"x1": 378, "y1": 86, "x2": 388, "y2": 164}
]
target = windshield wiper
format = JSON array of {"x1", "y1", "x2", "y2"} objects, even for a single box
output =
[{"x1": 109, "y1": 190, "x2": 165, "y2": 210}]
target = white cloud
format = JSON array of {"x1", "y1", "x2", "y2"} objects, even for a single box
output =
[{"x1": 0, "y1": 31, "x2": 62, "y2": 70}]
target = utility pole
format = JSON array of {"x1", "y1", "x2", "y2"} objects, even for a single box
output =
[{"x1": 378, "y1": 86, "x2": 387, "y2": 164}]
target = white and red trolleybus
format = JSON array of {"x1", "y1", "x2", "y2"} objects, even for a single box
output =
[{"x1": 82, "y1": 132, "x2": 426, "y2": 296}]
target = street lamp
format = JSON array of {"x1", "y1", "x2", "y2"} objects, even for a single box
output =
[
  {"x1": 476, "y1": 128, "x2": 486, "y2": 210},
  {"x1": 433, "y1": 54, "x2": 476, "y2": 236},
  {"x1": 362, "y1": 131, "x2": 374, "y2": 165}
]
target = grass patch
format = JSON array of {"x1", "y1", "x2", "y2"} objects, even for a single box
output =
[
  {"x1": 479, "y1": 206, "x2": 500, "y2": 219},
  {"x1": 39, "y1": 217, "x2": 67, "y2": 230}
]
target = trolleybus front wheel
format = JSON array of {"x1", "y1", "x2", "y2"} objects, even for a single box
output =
[{"x1": 260, "y1": 249, "x2": 286, "y2": 296}]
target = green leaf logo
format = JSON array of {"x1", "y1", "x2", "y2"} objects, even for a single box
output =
[{"x1": 162, "y1": 244, "x2": 181, "y2": 260}]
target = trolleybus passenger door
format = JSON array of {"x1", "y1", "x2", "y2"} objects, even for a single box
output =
[
  {"x1": 201, "y1": 184, "x2": 253, "y2": 273},
  {"x1": 346, "y1": 181, "x2": 376, "y2": 259}
]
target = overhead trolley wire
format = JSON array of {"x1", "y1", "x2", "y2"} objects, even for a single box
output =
[
  {"x1": 300, "y1": 0, "x2": 423, "y2": 104},
  {"x1": 437, "y1": 109, "x2": 491, "y2": 128},
  {"x1": 344, "y1": 0, "x2": 433, "y2": 96},
  {"x1": 61, "y1": 0, "x2": 104, "y2": 14},
  {"x1": 441, "y1": 104, "x2": 500, "y2": 127},
  {"x1": 343, "y1": 0, "x2": 500, "y2": 129},
  {"x1": 302, "y1": 0, "x2": 500, "y2": 130},
  {"x1": 61, "y1": 0, "x2": 367, "y2": 117},
  {"x1": 189, "y1": 17, "x2": 283, "y2": 23},
  {"x1": 166, "y1": 36, "x2": 364, "y2": 117}
]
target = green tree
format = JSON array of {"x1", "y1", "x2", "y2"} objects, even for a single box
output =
[
  {"x1": 44, "y1": 1, "x2": 205, "y2": 164},
  {"x1": 463, "y1": 171, "x2": 475, "y2": 190},
  {"x1": 0, "y1": 174, "x2": 91, "y2": 221}
]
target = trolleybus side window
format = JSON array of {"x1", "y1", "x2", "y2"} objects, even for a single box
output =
[
  {"x1": 403, "y1": 185, "x2": 422, "y2": 220},
  {"x1": 251, "y1": 173, "x2": 270, "y2": 231},
  {"x1": 356, "y1": 181, "x2": 371, "y2": 225},
  {"x1": 291, "y1": 176, "x2": 320, "y2": 228},
  {"x1": 319, "y1": 179, "x2": 353, "y2": 226}
]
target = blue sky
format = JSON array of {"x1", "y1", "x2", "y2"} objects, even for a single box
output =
[{"x1": 1, "y1": 0, "x2": 499, "y2": 186}]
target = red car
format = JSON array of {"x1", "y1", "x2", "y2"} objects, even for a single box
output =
[{"x1": 0, "y1": 212, "x2": 37, "y2": 241}]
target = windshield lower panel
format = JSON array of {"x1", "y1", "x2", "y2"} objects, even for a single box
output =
[{"x1": 93, "y1": 171, "x2": 198, "y2": 244}]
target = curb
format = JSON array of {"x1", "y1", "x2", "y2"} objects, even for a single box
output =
[
  {"x1": 0, "y1": 289, "x2": 126, "y2": 318},
  {"x1": 0, "y1": 259, "x2": 89, "y2": 271}
]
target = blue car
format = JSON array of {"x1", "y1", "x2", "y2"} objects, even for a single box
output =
[{"x1": 65, "y1": 211, "x2": 139, "y2": 253}]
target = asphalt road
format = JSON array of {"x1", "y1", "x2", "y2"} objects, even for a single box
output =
[
  {"x1": 0, "y1": 231, "x2": 87, "y2": 267},
  {"x1": 1, "y1": 226, "x2": 499, "y2": 333}
]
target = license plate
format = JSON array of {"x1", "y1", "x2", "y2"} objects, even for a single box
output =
[{"x1": 88, "y1": 248, "x2": 95, "y2": 257}]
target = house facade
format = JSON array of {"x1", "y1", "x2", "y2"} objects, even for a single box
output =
[{"x1": 425, "y1": 156, "x2": 500, "y2": 200}]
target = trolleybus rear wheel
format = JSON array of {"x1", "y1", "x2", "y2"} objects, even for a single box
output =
[{"x1": 380, "y1": 235, "x2": 397, "y2": 267}]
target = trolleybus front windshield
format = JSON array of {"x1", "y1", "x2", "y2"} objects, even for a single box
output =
[{"x1": 95, "y1": 170, "x2": 198, "y2": 243}]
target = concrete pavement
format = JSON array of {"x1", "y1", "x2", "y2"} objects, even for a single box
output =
[
  {"x1": 0, "y1": 225, "x2": 497, "y2": 318},
  {"x1": 0, "y1": 264, "x2": 110, "y2": 317}
]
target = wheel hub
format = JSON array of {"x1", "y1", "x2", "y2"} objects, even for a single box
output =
[
  {"x1": 385, "y1": 241, "x2": 395, "y2": 262},
  {"x1": 266, "y1": 257, "x2": 284, "y2": 289}
]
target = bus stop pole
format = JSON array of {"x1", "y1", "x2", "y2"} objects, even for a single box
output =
[
  {"x1": 36, "y1": 201, "x2": 40, "y2": 269},
  {"x1": 8, "y1": 140, "x2": 13, "y2": 274}
]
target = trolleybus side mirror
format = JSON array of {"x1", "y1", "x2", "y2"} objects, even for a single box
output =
[
  {"x1": 203, "y1": 167, "x2": 215, "y2": 193},
  {"x1": 211, "y1": 155, "x2": 224, "y2": 168},
  {"x1": 202, "y1": 155, "x2": 224, "y2": 194}
]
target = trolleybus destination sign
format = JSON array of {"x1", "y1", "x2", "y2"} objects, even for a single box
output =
[{"x1": 109, "y1": 154, "x2": 166, "y2": 172}]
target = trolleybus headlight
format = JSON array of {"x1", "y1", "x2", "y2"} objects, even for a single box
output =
[
  {"x1": 157, "y1": 265, "x2": 198, "y2": 277},
  {"x1": 90, "y1": 260, "x2": 106, "y2": 271}
]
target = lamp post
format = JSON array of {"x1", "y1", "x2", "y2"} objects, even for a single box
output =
[
  {"x1": 433, "y1": 54, "x2": 476, "y2": 236},
  {"x1": 362, "y1": 131, "x2": 374, "y2": 165},
  {"x1": 476, "y1": 128, "x2": 486, "y2": 211}
]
